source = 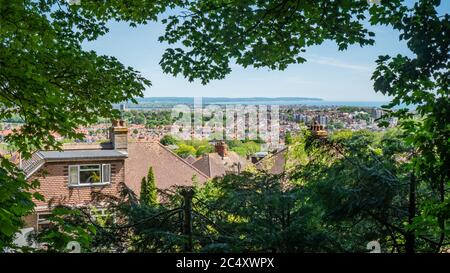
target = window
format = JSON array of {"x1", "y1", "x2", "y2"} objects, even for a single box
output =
[
  {"x1": 79, "y1": 165, "x2": 101, "y2": 184},
  {"x1": 69, "y1": 165, "x2": 78, "y2": 185},
  {"x1": 68, "y1": 164, "x2": 111, "y2": 186},
  {"x1": 37, "y1": 213, "x2": 52, "y2": 232},
  {"x1": 102, "y1": 164, "x2": 111, "y2": 183}
]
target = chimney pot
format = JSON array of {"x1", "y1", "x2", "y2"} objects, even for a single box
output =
[
  {"x1": 111, "y1": 120, "x2": 128, "y2": 152},
  {"x1": 215, "y1": 141, "x2": 228, "y2": 157}
]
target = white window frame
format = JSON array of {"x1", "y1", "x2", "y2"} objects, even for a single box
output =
[
  {"x1": 101, "y1": 164, "x2": 111, "y2": 183},
  {"x1": 68, "y1": 163, "x2": 111, "y2": 187},
  {"x1": 69, "y1": 165, "x2": 79, "y2": 186},
  {"x1": 37, "y1": 212, "x2": 52, "y2": 232},
  {"x1": 37, "y1": 213, "x2": 51, "y2": 225}
]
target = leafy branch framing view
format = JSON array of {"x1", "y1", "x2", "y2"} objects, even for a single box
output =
[{"x1": 0, "y1": 0, "x2": 448, "y2": 253}]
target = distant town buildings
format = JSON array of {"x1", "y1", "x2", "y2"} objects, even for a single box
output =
[
  {"x1": 317, "y1": 115, "x2": 328, "y2": 126},
  {"x1": 372, "y1": 108, "x2": 385, "y2": 120}
]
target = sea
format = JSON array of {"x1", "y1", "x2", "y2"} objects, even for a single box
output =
[
  {"x1": 204, "y1": 100, "x2": 390, "y2": 108},
  {"x1": 125, "y1": 97, "x2": 407, "y2": 109}
]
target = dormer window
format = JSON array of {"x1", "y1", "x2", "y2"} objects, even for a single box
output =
[{"x1": 69, "y1": 164, "x2": 111, "y2": 186}]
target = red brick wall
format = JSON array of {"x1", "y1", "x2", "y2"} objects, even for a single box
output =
[{"x1": 29, "y1": 160, "x2": 125, "y2": 211}]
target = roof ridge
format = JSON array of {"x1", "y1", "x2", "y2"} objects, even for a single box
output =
[
  {"x1": 154, "y1": 141, "x2": 210, "y2": 180},
  {"x1": 22, "y1": 151, "x2": 46, "y2": 179},
  {"x1": 207, "y1": 154, "x2": 212, "y2": 178},
  {"x1": 193, "y1": 154, "x2": 212, "y2": 178},
  {"x1": 254, "y1": 147, "x2": 289, "y2": 167}
]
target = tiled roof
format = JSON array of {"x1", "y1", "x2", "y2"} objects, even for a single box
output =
[
  {"x1": 192, "y1": 151, "x2": 248, "y2": 178},
  {"x1": 255, "y1": 147, "x2": 288, "y2": 174},
  {"x1": 22, "y1": 152, "x2": 45, "y2": 178},
  {"x1": 125, "y1": 142, "x2": 209, "y2": 194},
  {"x1": 184, "y1": 155, "x2": 197, "y2": 164},
  {"x1": 192, "y1": 155, "x2": 215, "y2": 178}
]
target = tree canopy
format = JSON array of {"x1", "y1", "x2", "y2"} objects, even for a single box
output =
[
  {"x1": 0, "y1": 0, "x2": 164, "y2": 248},
  {"x1": 140, "y1": 167, "x2": 158, "y2": 206}
]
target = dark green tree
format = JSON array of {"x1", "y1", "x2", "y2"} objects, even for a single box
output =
[
  {"x1": 0, "y1": 0, "x2": 175, "y2": 248},
  {"x1": 284, "y1": 131, "x2": 293, "y2": 145},
  {"x1": 194, "y1": 171, "x2": 334, "y2": 252},
  {"x1": 160, "y1": 134, "x2": 178, "y2": 146},
  {"x1": 140, "y1": 167, "x2": 158, "y2": 206},
  {"x1": 158, "y1": 0, "x2": 449, "y2": 250},
  {"x1": 159, "y1": 0, "x2": 377, "y2": 83},
  {"x1": 290, "y1": 129, "x2": 450, "y2": 253},
  {"x1": 0, "y1": 160, "x2": 44, "y2": 250},
  {"x1": 370, "y1": 0, "x2": 450, "y2": 249}
]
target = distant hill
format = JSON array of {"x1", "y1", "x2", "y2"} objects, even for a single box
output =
[
  {"x1": 134, "y1": 97, "x2": 323, "y2": 104},
  {"x1": 112, "y1": 97, "x2": 399, "y2": 110}
]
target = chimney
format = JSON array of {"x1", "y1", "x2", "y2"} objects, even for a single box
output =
[
  {"x1": 215, "y1": 141, "x2": 228, "y2": 158},
  {"x1": 110, "y1": 120, "x2": 128, "y2": 153},
  {"x1": 309, "y1": 120, "x2": 328, "y2": 139}
]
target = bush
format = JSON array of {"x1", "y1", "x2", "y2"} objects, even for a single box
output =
[
  {"x1": 176, "y1": 144, "x2": 196, "y2": 158},
  {"x1": 160, "y1": 135, "x2": 178, "y2": 146}
]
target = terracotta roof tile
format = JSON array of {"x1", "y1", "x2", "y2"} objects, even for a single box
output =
[
  {"x1": 125, "y1": 142, "x2": 209, "y2": 194},
  {"x1": 184, "y1": 155, "x2": 197, "y2": 164},
  {"x1": 193, "y1": 151, "x2": 248, "y2": 178},
  {"x1": 255, "y1": 147, "x2": 288, "y2": 174}
]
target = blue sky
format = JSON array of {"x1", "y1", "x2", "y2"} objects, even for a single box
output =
[{"x1": 83, "y1": 2, "x2": 449, "y2": 101}]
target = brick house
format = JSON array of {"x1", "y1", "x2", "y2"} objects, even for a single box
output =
[
  {"x1": 22, "y1": 121, "x2": 208, "y2": 231},
  {"x1": 192, "y1": 141, "x2": 249, "y2": 178}
]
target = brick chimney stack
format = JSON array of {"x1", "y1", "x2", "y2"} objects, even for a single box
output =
[
  {"x1": 309, "y1": 120, "x2": 328, "y2": 139},
  {"x1": 111, "y1": 120, "x2": 128, "y2": 153},
  {"x1": 215, "y1": 141, "x2": 228, "y2": 158}
]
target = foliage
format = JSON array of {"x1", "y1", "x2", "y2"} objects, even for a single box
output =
[
  {"x1": 327, "y1": 120, "x2": 345, "y2": 130},
  {"x1": 284, "y1": 131, "x2": 293, "y2": 145},
  {"x1": 160, "y1": 134, "x2": 179, "y2": 146},
  {"x1": 123, "y1": 110, "x2": 175, "y2": 129},
  {"x1": 140, "y1": 167, "x2": 158, "y2": 206},
  {"x1": 195, "y1": 145, "x2": 214, "y2": 157},
  {"x1": 194, "y1": 171, "x2": 337, "y2": 252},
  {"x1": 33, "y1": 184, "x2": 218, "y2": 253},
  {"x1": 174, "y1": 139, "x2": 216, "y2": 158},
  {"x1": 175, "y1": 143, "x2": 197, "y2": 158},
  {"x1": 159, "y1": 0, "x2": 377, "y2": 83},
  {"x1": 159, "y1": 0, "x2": 449, "y2": 249},
  {"x1": 184, "y1": 139, "x2": 213, "y2": 151},
  {"x1": 0, "y1": 114, "x2": 24, "y2": 124},
  {"x1": 227, "y1": 140, "x2": 261, "y2": 157},
  {"x1": 0, "y1": 0, "x2": 170, "y2": 248},
  {"x1": 293, "y1": 129, "x2": 449, "y2": 252},
  {"x1": 32, "y1": 207, "x2": 96, "y2": 253},
  {"x1": 354, "y1": 112, "x2": 371, "y2": 122},
  {"x1": 370, "y1": 0, "x2": 450, "y2": 245},
  {"x1": 0, "y1": 0, "x2": 157, "y2": 156},
  {"x1": 31, "y1": 129, "x2": 449, "y2": 253},
  {"x1": 337, "y1": 106, "x2": 366, "y2": 113},
  {"x1": 0, "y1": 159, "x2": 43, "y2": 250}
]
